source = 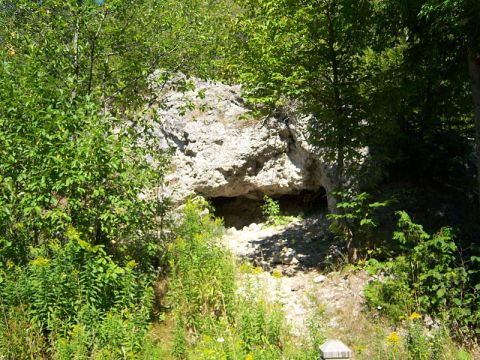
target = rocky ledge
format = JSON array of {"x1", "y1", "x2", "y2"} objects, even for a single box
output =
[{"x1": 150, "y1": 73, "x2": 337, "y2": 210}]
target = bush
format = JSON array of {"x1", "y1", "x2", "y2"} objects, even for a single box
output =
[
  {"x1": 364, "y1": 276, "x2": 415, "y2": 321},
  {"x1": 381, "y1": 316, "x2": 463, "y2": 360},
  {"x1": 0, "y1": 305, "x2": 47, "y2": 360},
  {"x1": 262, "y1": 195, "x2": 293, "y2": 226},
  {"x1": 167, "y1": 199, "x2": 235, "y2": 357},
  {"x1": 364, "y1": 211, "x2": 479, "y2": 341},
  {"x1": 0, "y1": 9, "x2": 171, "y2": 355},
  {"x1": 328, "y1": 191, "x2": 389, "y2": 262},
  {"x1": 0, "y1": 227, "x2": 155, "y2": 358}
]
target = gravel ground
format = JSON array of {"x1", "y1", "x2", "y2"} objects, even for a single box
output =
[{"x1": 222, "y1": 215, "x2": 369, "y2": 335}]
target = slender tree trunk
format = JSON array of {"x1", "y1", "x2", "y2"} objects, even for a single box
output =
[
  {"x1": 325, "y1": 0, "x2": 346, "y2": 220},
  {"x1": 88, "y1": 11, "x2": 107, "y2": 95},
  {"x1": 72, "y1": 16, "x2": 80, "y2": 98},
  {"x1": 467, "y1": 42, "x2": 480, "y2": 209},
  {"x1": 325, "y1": 0, "x2": 345, "y2": 193},
  {"x1": 87, "y1": 37, "x2": 97, "y2": 95},
  {"x1": 325, "y1": 0, "x2": 358, "y2": 262}
]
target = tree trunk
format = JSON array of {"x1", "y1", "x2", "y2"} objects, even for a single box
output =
[
  {"x1": 325, "y1": 0, "x2": 345, "y2": 195},
  {"x1": 72, "y1": 16, "x2": 80, "y2": 98},
  {"x1": 322, "y1": 166, "x2": 339, "y2": 213},
  {"x1": 467, "y1": 43, "x2": 480, "y2": 209}
]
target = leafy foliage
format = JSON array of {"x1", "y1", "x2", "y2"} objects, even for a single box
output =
[
  {"x1": 328, "y1": 191, "x2": 389, "y2": 262},
  {"x1": 365, "y1": 212, "x2": 479, "y2": 341},
  {"x1": 0, "y1": 227, "x2": 155, "y2": 358},
  {"x1": 225, "y1": 0, "x2": 377, "y2": 188},
  {"x1": 168, "y1": 199, "x2": 235, "y2": 339},
  {"x1": 261, "y1": 195, "x2": 292, "y2": 226},
  {"x1": 0, "y1": 0, "x2": 172, "y2": 267},
  {"x1": 0, "y1": 1, "x2": 173, "y2": 357}
]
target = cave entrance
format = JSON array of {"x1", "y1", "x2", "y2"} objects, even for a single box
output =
[
  {"x1": 209, "y1": 188, "x2": 327, "y2": 229},
  {"x1": 210, "y1": 196, "x2": 263, "y2": 230}
]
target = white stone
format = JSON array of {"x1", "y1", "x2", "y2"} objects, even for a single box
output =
[
  {"x1": 319, "y1": 339, "x2": 352, "y2": 359},
  {"x1": 276, "y1": 247, "x2": 297, "y2": 265},
  {"x1": 148, "y1": 73, "x2": 340, "y2": 210},
  {"x1": 225, "y1": 227, "x2": 237, "y2": 235},
  {"x1": 313, "y1": 275, "x2": 327, "y2": 283},
  {"x1": 295, "y1": 307, "x2": 306, "y2": 315},
  {"x1": 290, "y1": 283, "x2": 302, "y2": 292},
  {"x1": 248, "y1": 223, "x2": 261, "y2": 231}
]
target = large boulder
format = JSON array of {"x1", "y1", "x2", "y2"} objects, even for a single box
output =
[{"x1": 150, "y1": 73, "x2": 337, "y2": 210}]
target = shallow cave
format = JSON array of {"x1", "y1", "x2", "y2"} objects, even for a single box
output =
[{"x1": 209, "y1": 188, "x2": 327, "y2": 229}]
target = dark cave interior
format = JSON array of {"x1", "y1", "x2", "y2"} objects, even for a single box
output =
[{"x1": 209, "y1": 188, "x2": 327, "y2": 229}]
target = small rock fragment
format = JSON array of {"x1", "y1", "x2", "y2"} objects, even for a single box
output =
[
  {"x1": 313, "y1": 275, "x2": 327, "y2": 283},
  {"x1": 291, "y1": 283, "x2": 302, "y2": 292}
]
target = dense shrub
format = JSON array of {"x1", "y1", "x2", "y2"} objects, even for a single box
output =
[
  {"x1": 0, "y1": 227, "x2": 155, "y2": 358},
  {"x1": 167, "y1": 199, "x2": 236, "y2": 356},
  {"x1": 327, "y1": 191, "x2": 389, "y2": 262},
  {"x1": 0, "y1": 4, "x2": 172, "y2": 355},
  {"x1": 365, "y1": 211, "x2": 479, "y2": 341}
]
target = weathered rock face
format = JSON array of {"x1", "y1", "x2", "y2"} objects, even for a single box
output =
[{"x1": 151, "y1": 73, "x2": 337, "y2": 209}]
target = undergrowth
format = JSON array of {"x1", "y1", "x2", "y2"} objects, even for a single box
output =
[
  {"x1": 0, "y1": 227, "x2": 158, "y2": 359},
  {"x1": 262, "y1": 196, "x2": 296, "y2": 227},
  {"x1": 5, "y1": 195, "x2": 469, "y2": 359},
  {"x1": 327, "y1": 191, "x2": 479, "y2": 349},
  {"x1": 363, "y1": 211, "x2": 479, "y2": 345},
  {"x1": 159, "y1": 197, "x2": 477, "y2": 359},
  {"x1": 163, "y1": 199, "x2": 325, "y2": 359}
]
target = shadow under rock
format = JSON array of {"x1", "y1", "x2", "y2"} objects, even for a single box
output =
[{"x1": 245, "y1": 214, "x2": 335, "y2": 274}]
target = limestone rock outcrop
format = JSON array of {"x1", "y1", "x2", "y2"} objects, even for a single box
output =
[{"x1": 150, "y1": 73, "x2": 336, "y2": 209}]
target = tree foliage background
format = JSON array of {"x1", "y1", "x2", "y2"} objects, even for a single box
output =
[
  {"x1": 0, "y1": 0, "x2": 479, "y2": 357},
  {"x1": 0, "y1": 0, "x2": 176, "y2": 356}
]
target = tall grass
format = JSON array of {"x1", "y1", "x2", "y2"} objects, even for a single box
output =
[{"x1": 165, "y1": 199, "x2": 325, "y2": 359}]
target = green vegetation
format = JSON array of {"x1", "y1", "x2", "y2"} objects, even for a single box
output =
[
  {"x1": 158, "y1": 202, "x2": 477, "y2": 359},
  {"x1": 163, "y1": 200, "x2": 325, "y2": 359},
  {"x1": 0, "y1": 0, "x2": 171, "y2": 357},
  {"x1": 330, "y1": 306, "x2": 470, "y2": 360},
  {"x1": 224, "y1": 0, "x2": 374, "y2": 190},
  {"x1": 0, "y1": 0, "x2": 479, "y2": 358},
  {"x1": 364, "y1": 211, "x2": 479, "y2": 344},
  {"x1": 261, "y1": 196, "x2": 293, "y2": 226},
  {"x1": 0, "y1": 229, "x2": 156, "y2": 358},
  {"x1": 327, "y1": 191, "x2": 389, "y2": 262}
]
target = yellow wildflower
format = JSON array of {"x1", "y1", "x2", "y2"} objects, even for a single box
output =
[
  {"x1": 239, "y1": 261, "x2": 253, "y2": 274},
  {"x1": 386, "y1": 331, "x2": 400, "y2": 345},
  {"x1": 245, "y1": 354, "x2": 254, "y2": 360},
  {"x1": 30, "y1": 257, "x2": 50, "y2": 267},
  {"x1": 6, "y1": 259, "x2": 15, "y2": 269},
  {"x1": 252, "y1": 266, "x2": 263, "y2": 275},
  {"x1": 272, "y1": 268, "x2": 283, "y2": 278},
  {"x1": 7, "y1": 45, "x2": 15, "y2": 56},
  {"x1": 202, "y1": 335, "x2": 213, "y2": 343},
  {"x1": 127, "y1": 260, "x2": 137, "y2": 268},
  {"x1": 409, "y1": 312, "x2": 421, "y2": 321}
]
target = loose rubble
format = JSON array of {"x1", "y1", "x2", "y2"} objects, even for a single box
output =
[{"x1": 222, "y1": 214, "x2": 370, "y2": 335}]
